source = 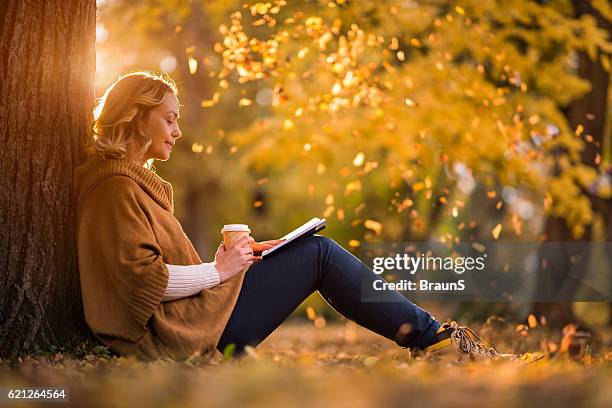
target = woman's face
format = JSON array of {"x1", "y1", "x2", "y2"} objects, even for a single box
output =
[{"x1": 139, "y1": 92, "x2": 182, "y2": 164}]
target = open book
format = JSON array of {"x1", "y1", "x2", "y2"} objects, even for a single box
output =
[{"x1": 261, "y1": 217, "x2": 327, "y2": 258}]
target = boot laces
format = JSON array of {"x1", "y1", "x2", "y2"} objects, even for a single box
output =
[{"x1": 450, "y1": 321, "x2": 499, "y2": 358}]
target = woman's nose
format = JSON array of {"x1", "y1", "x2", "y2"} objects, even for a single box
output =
[{"x1": 174, "y1": 127, "x2": 182, "y2": 139}]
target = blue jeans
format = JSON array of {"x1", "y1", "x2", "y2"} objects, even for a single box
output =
[{"x1": 217, "y1": 235, "x2": 440, "y2": 355}]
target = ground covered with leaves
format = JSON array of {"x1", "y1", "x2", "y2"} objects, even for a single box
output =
[{"x1": 1, "y1": 320, "x2": 611, "y2": 408}]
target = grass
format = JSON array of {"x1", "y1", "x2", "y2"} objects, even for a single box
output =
[{"x1": 1, "y1": 320, "x2": 611, "y2": 408}]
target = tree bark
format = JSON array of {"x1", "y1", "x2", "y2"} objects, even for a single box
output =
[
  {"x1": 0, "y1": 0, "x2": 96, "y2": 357},
  {"x1": 533, "y1": 0, "x2": 611, "y2": 328}
]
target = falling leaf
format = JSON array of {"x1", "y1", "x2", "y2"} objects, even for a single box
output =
[
  {"x1": 188, "y1": 56, "x2": 198, "y2": 74},
  {"x1": 348, "y1": 240, "x2": 360, "y2": 248},
  {"x1": 306, "y1": 306, "x2": 316, "y2": 320},
  {"x1": 201, "y1": 92, "x2": 220, "y2": 108},
  {"x1": 575, "y1": 124, "x2": 584, "y2": 136},
  {"x1": 239, "y1": 98, "x2": 252, "y2": 107},
  {"x1": 404, "y1": 98, "x2": 416, "y2": 107},
  {"x1": 191, "y1": 143, "x2": 204, "y2": 153},
  {"x1": 353, "y1": 152, "x2": 365, "y2": 167},
  {"x1": 283, "y1": 119, "x2": 294, "y2": 130},
  {"x1": 364, "y1": 219, "x2": 383, "y2": 235},
  {"x1": 492, "y1": 224, "x2": 502, "y2": 239},
  {"x1": 528, "y1": 314, "x2": 537, "y2": 328}
]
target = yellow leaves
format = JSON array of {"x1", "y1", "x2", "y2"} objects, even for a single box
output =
[
  {"x1": 298, "y1": 47, "x2": 310, "y2": 59},
  {"x1": 337, "y1": 208, "x2": 345, "y2": 221},
  {"x1": 201, "y1": 92, "x2": 219, "y2": 108},
  {"x1": 412, "y1": 182, "x2": 425, "y2": 192},
  {"x1": 397, "y1": 198, "x2": 413, "y2": 213},
  {"x1": 352, "y1": 152, "x2": 365, "y2": 167},
  {"x1": 191, "y1": 143, "x2": 204, "y2": 153},
  {"x1": 283, "y1": 119, "x2": 295, "y2": 130},
  {"x1": 325, "y1": 193, "x2": 334, "y2": 205},
  {"x1": 332, "y1": 82, "x2": 342, "y2": 95},
  {"x1": 515, "y1": 324, "x2": 529, "y2": 337},
  {"x1": 404, "y1": 98, "x2": 416, "y2": 107},
  {"x1": 528, "y1": 314, "x2": 538, "y2": 329},
  {"x1": 364, "y1": 219, "x2": 382, "y2": 235},
  {"x1": 318, "y1": 32, "x2": 333, "y2": 50},
  {"x1": 492, "y1": 223, "x2": 503, "y2": 240},
  {"x1": 306, "y1": 306, "x2": 316, "y2": 320},
  {"x1": 389, "y1": 37, "x2": 399, "y2": 50},
  {"x1": 348, "y1": 240, "x2": 360, "y2": 248},
  {"x1": 188, "y1": 56, "x2": 198, "y2": 74},
  {"x1": 409, "y1": 38, "x2": 422, "y2": 48},
  {"x1": 518, "y1": 352, "x2": 545, "y2": 363},
  {"x1": 306, "y1": 306, "x2": 326, "y2": 328},
  {"x1": 238, "y1": 98, "x2": 252, "y2": 107},
  {"x1": 396, "y1": 51, "x2": 405, "y2": 61},
  {"x1": 528, "y1": 115, "x2": 540, "y2": 125},
  {"x1": 249, "y1": 2, "x2": 283, "y2": 16},
  {"x1": 344, "y1": 180, "x2": 361, "y2": 196},
  {"x1": 575, "y1": 124, "x2": 584, "y2": 136},
  {"x1": 305, "y1": 16, "x2": 323, "y2": 30},
  {"x1": 455, "y1": 6, "x2": 466, "y2": 16}
]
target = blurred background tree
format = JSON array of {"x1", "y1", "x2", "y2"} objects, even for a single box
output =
[{"x1": 95, "y1": 0, "x2": 611, "y2": 324}]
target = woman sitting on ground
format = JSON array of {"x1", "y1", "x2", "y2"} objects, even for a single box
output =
[{"x1": 74, "y1": 71, "x2": 502, "y2": 362}]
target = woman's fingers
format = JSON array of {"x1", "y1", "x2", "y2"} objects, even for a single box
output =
[{"x1": 250, "y1": 241, "x2": 281, "y2": 251}]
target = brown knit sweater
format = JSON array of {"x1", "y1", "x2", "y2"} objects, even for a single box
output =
[{"x1": 74, "y1": 155, "x2": 245, "y2": 361}]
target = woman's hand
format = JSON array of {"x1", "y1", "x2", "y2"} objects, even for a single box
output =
[
  {"x1": 213, "y1": 237, "x2": 255, "y2": 282},
  {"x1": 250, "y1": 239, "x2": 285, "y2": 259}
]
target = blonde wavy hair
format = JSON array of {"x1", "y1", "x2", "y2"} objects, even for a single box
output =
[{"x1": 88, "y1": 71, "x2": 178, "y2": 167}]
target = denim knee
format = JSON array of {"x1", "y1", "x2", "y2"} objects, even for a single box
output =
[{"x1": 311, "y1": 234, "x2": 335, "y2": 249}]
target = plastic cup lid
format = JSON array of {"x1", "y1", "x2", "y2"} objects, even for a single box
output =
[{"x1": 221, "y1": 224, "x2": 251, "y2": 233}]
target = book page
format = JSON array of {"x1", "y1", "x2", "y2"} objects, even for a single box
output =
[{"x1": 280, "y1": 218, "x2": 322, "y2": 241}]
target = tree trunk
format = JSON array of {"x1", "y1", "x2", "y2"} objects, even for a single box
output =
[
  {"x1": 533, "y1": 0, "x2": 611, "y2": 328},
  {"x1": 0, "y1": 0, "x2": 96, "y2": 357}
]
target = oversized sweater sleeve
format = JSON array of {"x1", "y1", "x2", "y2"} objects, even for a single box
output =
[
  {"x1": 77, "y1": 176, "x2": 169, "y2": 341},
  {"x1": 162, "y1": 262, "x2": 220, "y2": 302}
]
